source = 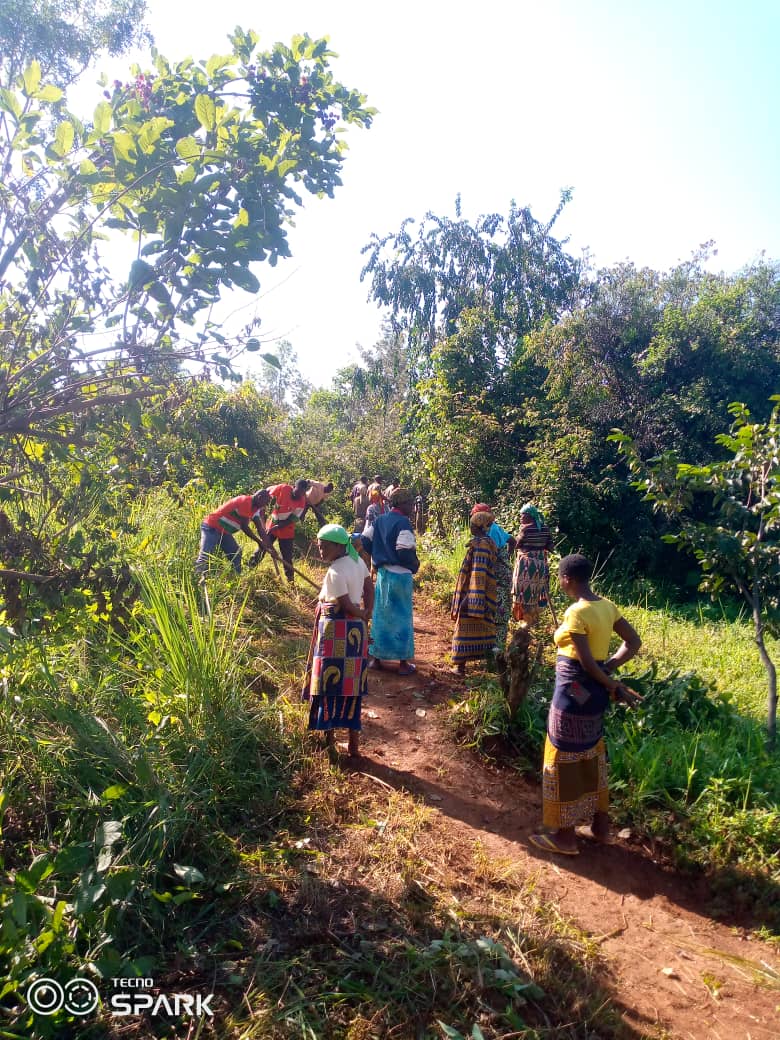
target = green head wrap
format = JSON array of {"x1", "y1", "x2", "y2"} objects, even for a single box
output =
[
  {"x1": 520, "y1": 503, "x2": 544, "y2": 529},
  {"x1": 317, "y1": 523, "x2": 359, "y2": 561}
]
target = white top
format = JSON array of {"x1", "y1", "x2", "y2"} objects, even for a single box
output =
[{"x1": 320, "y1": 554, "x2": 371, "y2": 604}]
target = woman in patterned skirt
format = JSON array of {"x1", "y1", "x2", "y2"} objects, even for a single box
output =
[
  {"x1": 530, "y1": 554, "x2": 642, "y2": 856},
  {"x1": 303, "y1": 524, "x2": 374, "y2": 757},
  {"x1": 451, "y1": 505, "x2": 499, "y2": 675},
  {"x1": 511, "y1": 503, "x2": 555, "y2": 625}
]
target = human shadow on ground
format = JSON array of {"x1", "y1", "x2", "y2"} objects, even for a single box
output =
[
  {"x1": 211, "y1": 852, "x2": 650, "y2": 1039},
  {"x1": 351, "y1": 732, "x2": 780, "y2": 939}
]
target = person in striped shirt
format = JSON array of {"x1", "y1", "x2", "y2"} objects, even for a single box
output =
[{"x1": 196, "y1": 489, "x2": 271, "y2": 576}]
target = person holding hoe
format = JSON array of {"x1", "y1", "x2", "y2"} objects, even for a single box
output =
[
  {"x1": 195, "y1": 489, "x2": 271, "y2": 576},
  {"x1": 530, "y1": 553, "x2": 642, "y2": 857}
]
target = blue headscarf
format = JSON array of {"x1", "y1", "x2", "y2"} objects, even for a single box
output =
[{"x1": 520, "y1": 503, "x2": 544, "y2": 530}]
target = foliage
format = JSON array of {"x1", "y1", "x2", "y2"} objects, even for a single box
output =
[
  {"x1": 612, "y1": 398, "x2": 780, "y2": 745},
  {"x1": 0, "y1": 30, "x2": 372, "y2": 454},
  {"x1": 0, "y1": 0, "x2": 151, "y2": 88},
  {"x1": 0, "y1": 549, "x2": 302, "y2": 1035},
  {"x1": 362, "y1": 192, "x2": 580, "y2": 382}
]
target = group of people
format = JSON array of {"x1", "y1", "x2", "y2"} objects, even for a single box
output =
[
  {"x1": 350, "y1": 476, "x2": 426, "y2": 535},
  {"x1": 450, "y1": 501, "x2": 555, "y2": 674},
  {"x1": 198, "y1": 483, "x2": 642, "y2": 855},
  {"x1": 195, "y1": 478, "x2": 333, "y2": 584}
]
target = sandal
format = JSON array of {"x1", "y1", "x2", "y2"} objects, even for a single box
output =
[
  {"x1": 367, "y1": 658, "x2": 384, "y2": 671},
  {"x1": 398, "y1": 663, "x2": 417, "y2": 676},
  {"x1": 575, "y1": 825, "x2": 615, "y2": 845},
  {"x1": 529, "y1": 832, "x2": 579, "y2": 856}
]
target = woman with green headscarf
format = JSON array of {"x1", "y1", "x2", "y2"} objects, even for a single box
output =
[
  {"x1": 302, "y1": 524, "x2": 374, "y2": 757},
  {"x1": 511, "y1": 503, "x2": 555, "y2": 626}
]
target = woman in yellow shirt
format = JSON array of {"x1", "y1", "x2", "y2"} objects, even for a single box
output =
[{"x1": 530, "y1": 554, "x2": 642, "y2": 856}]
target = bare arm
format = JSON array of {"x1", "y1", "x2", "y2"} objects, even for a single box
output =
[
  {"x1": 239, "y1": 518, "x2": 266, "y2": 549},
  {"x1": 336, "y1": 592, "x2": 365, "y2": 618},
  {"x1": 603, "y1": 617, "x2": 642, "y2": 673},
  {"x1": 362, "y1": 575, "x2": 375, "y2": 617}
]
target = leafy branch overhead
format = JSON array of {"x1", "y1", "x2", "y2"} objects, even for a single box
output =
[{"x1": 0, "y1": 28, "x2": 374, "y2": 447}]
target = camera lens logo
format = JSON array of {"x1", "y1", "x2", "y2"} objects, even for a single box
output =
[
  {"x1": 64, "y1": 978, "x2": 100, "y2": 1015},
  {"x1": 26, "y1": 979, "x2": 64, "y2": 1016},
  {"x1": 26, "y1": 977, "x2": 100, "y2": 1016}
]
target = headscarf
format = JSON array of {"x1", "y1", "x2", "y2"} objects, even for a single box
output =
[
  {"x1": 520, "y1": 503, "x2": 544, "y2": 529},
  {"x1": 389, "y1": 487, "x2": 414, "y2": 508},
  {"x1": 470, "y1": 503, "x2": 495, "y2": 530},
  {"x1": 317, "y1": 523, "x2": 359, "y2": 561}
]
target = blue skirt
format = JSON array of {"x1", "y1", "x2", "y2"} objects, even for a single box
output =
[{"x1": 369, "y1": 568, "x2": 414, "y2": 661}]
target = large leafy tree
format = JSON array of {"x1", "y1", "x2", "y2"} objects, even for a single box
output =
[
  {"x1": 612, "y1": 400, "x2": 780, "y2": 748},
  {"x1": 361, "y1": 196, "x2": 581, "y2": 519},
  {"x1": 0, "y1": 27, "x2": 372, "y2": 608},
  {"x1": 0, "y1": 0, "x2": 151, "y2": 88},
  {"x1": 0, "y1": 28, "x2": 372, "y2": 453},
  {"x1": 520, "y1": 256, "x2": 780, "y2": 566},
  {"x1": 361, "y1": 193, "x2": 580, "y2": 383}
]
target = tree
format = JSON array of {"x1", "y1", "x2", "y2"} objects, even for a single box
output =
[
  {"x1": 611, "y1": 400, "x2": 780, "y2": 748},
  {"x1": 0, "y1": 0, "x2": 151, "y2": 88},
  {"x1": 0, "y1": 28, "x2": 372, "y2": 459},
  {"x1": 361, "y1": 196, "x2": 581, "y2": 521},
  {"x1": 361, "y1": 193, "x2": 580, "y2": 383},
  {"x1": 0, "y1": 28, "x2": 372, "y2": 610}
]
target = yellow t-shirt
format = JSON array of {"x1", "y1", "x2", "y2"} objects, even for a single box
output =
[{"x1": 554, "y1": 597, "x2": 621, "y2": 661}]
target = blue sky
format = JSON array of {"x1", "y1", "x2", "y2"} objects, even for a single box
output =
[{"x1": 82, "y1": 0, "x2": 780, "y2": 385}]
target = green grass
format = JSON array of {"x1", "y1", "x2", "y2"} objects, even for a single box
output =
[{"x1": 619, "y1": 599, "x2": 776, "y2": 721}]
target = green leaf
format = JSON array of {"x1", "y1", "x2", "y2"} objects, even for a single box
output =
[
  {"x1": 101, "y1": 784, "x2": 128, "y2": 801},
  {"x1": 229, "y1": 265, "x2": 260, "y2": 293},
  {"x1": 175, "y1": 135, "x2": 200, "y2": 161},
  {"x1": 147, "y1": 281, "x2": 172, "y2": 305},
  {"x1": 206, "y1": 54, "x2": 232, "y2": 76},
  {"x1": 0, "y1": 88, "x2": 22, "y2": 119},
  {"x1": 173, "y1": 863, "x2": 206, "y2": 885},
  {"x1": 21, "y1": 60, "x2": 41, "y2": 97},
  {"x1": 261, "y1": 352, "x2": 281, "y2": 369},
  {"x1": 129, "y1": 259, "x2": 155, "y2": 290},
  {"x1": 112, "y1": 131, "x2": 136, "y2": 163},
  {"x1": 36, "y1": 83, "x2": 63, "y2": 103},
  {"x1": 96, "y1": 820, "x2": 123, "y2": 848},
  {"x1": 194, "y1": 93, "x2": 216, "y2": 131},
  {"x1": 52, "y1": 120, "x2": 74, "y2": 157},
  {"x1": 93, "y1": 100, "x2": 112, "y2": 134}
]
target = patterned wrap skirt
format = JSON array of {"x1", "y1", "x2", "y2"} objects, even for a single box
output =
[
  {"x1": 542, "y1": 656, "x2": 610, "y2": 828},
  {"x1": 369, "y1": 568, "x2": 415, "y2": 662},
  {"x1": 512, "y1": 549, "x2": 549, "y2": 613},
  {"x1": 451, "y1": 614, "x2": 496, "y2": 663},
  {"x1": 303, "y1": 603, "x2": 368, "y2": 732}
]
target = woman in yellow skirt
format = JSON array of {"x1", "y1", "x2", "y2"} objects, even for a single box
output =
[{"x1": 530, "y1": 554, "x2": 642, "y2": 856}]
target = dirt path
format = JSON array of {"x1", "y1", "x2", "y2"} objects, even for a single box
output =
[{"x1": 353, "y1": 595, "x2": 780, "y2": 1040}]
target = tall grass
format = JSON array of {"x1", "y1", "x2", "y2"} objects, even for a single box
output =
[{"x1": 0, "y1": 547, "x2": 307, "y2": 1035}]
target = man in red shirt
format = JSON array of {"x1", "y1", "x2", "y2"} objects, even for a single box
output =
[
  {"x1": 255, "y1": 479, "x2": 309, "y2": 583},
  {"x1": 196, "y1": 489, "x2": 271, "y2": 576}
]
